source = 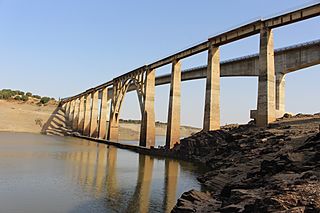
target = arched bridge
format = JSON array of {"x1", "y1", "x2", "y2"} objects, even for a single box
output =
[{"x1": 61, "y1": 3, "x2": 320, "y2": 149}]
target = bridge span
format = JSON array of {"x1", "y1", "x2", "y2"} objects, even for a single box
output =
[{"x1": 61, "y1": 3, "x2": 320, "y2": 149}]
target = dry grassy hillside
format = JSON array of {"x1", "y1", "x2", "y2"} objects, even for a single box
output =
[{"x1": 0, "y1": 100, "x2": 200, "y2": 140}]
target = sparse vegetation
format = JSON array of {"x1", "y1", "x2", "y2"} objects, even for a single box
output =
[
  {"x1": 119, "y1": 119, "x2": 141, "y2": 124},
  {"x1": 0, "y1": 89, "x2": 21, "y2": 100},
  {"x1": 14, "y1": 96, "x2": 22, "y2": 101},
  {"x1": 40, "y1": 97, "x2": 51, "y2": 104},
  {"x1": 16, "y1": 91, "x2": 24, "y2": 96},
  {"x1": 21, "y1": 95, "x2": 29, "y2": 102},
  {"x1": 0, "y1": 89, "x2": 56, "y2": 105},
  {"x1": 32, "y1": 95, "x2": 41, "y2": 99},
  {"x1": 35, "y1": 118, "x2": 43, "y2": 127}
]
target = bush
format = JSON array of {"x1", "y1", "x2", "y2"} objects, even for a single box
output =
[
  {"x1": 0, "y1": 89, "x2": 15, "y2": 99},
  {"x1": 14, "y1": 96, "x2": 22, "y2": 101},
  {"x1": 32, "y1": 95, "x2": 41, "y2": 99},
  {"x1": 21, "y1": 95, "x2": 29, "y2": 102},
  {"x1": 0, "y1": 90, "x2": 55, "y2": 103},
  {"x1": 40, "y1": 97, "x2": 50, "y2": 104},
  {"x1": 16, "y1": 90, "x2": 24, "y2": 96}
]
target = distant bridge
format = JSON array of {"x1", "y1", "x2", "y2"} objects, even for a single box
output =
[{"x1": 61, "y1": 3, "x2": 320, "y2": 149}]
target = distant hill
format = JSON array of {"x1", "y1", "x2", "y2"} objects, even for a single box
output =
[{"x1": 0, "y1": 89, "x2": 57, "y2": 105}]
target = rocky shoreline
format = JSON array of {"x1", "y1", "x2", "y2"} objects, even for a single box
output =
[{"x1": 172, "y1": 114, "x2": 320, "y2": 212}]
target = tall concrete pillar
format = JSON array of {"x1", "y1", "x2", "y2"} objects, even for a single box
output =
[
  {"x1": 107, "y1": 88, "x2": 119, "y2": 142},
  {"x1": 89, "y1": 90, "x2": 99, "y2": 138},
  {"x1": 69, "y1": 100, "x2": 75, "y2": 125},
  {"x1": 66, "y1": 101, "x2": 71, "y2": 121},
  {"x1": 256, "y1": 27, "x2": 276, "y2": 127},
  {"x1": 98, "y1": 87, "x2": 110, "y2": 139},
  {"x1": 276, "y1": 73, "x2": 285, "y2": 118},
  {"x1": 166, "y1": 59, "x2": 181, "y2": 149},
  {"x1": 203, "y1": 43, "x2": 220, "y2": 131},
  {"x1": 62, "y1": 102, "x2": 67, "y2": 111},
  {"x1": 72, "y1": 98, "x2": 80, "y2": 130},
  {"x1": 83, "y1": 93, "x2": 92, "y2": 136},
  {"x1": 140, "y1": 69, "x2": 156, "y2": 148},
  {"x1": 108, "y1": 108, "x2": 119, "y2": 142},
  {"x1": 78, "y1": 96, "x2": 85, "y2": 132}
]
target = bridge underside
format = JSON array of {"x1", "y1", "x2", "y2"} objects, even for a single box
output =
[
  {"x1": 63, "y1": 39, "x2": 320, "y2": 149},
  {"x1": 61, "y1": 3, "x2": 320, "y2": 149}
]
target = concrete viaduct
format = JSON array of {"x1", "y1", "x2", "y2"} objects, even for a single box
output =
[{"x1": 61, "y1": 3, "x2": 320, "y2": 149}]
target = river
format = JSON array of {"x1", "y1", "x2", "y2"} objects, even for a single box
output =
[{"x1": 0, "y1": 132, "x2": 205, "y2": 213}]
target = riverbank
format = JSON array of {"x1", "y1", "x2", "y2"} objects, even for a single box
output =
[
  {"x1": 0, "y1": 99, "x2": 57, "y2": 133},
  {"x1": 0, "y1": 100, "x2": 199, "y2": 140},
  {"x1": 171, "y1": 113, "x2": 320, "y2": 212}
]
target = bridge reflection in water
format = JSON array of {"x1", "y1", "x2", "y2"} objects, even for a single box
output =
[{"x1": 62, "y1": 140, "x2": 202, "y2": 212}]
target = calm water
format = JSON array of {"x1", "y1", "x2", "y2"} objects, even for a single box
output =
[
  {"x1": 120, "y1": 136, "x2": 184, "y2": 148},
  {"x1": 0, "y1": 132, "x2": 204, "y2": 213}
]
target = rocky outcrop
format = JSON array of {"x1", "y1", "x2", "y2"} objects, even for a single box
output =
[
  {"x1": 172, "y1": 114, "x2": 320, "y2": 212},
  {"x1": 172, "y1": 190, "x2": 221, "y2": 213}
]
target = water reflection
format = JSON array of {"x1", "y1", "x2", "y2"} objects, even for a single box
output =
[
  {"x1": 0, "y1": 133, "x2": 203, "y2": 213},
  {"x1": 70, "y1": 146, "x2": 181, "y2": 212},
  {"x1": 127, "y1": 155, "x2": 154, "y2": 212},
  {"x1": 164, "y1": 159, "x2": 179, "y2": 213}
]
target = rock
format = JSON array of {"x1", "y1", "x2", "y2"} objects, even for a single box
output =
[
  {"x1": 261, "y1": 138, "x2": 268, "y2": 142},
  {"x1": 171, "y1": 190, "x2": 221, "y2": 213},
  {"x1": 283, "y1": 113, "x2": 293, "y2": 118},
  {"x1": 220, "y1": 204, "x2": 243, "y2": 212},
  {"x1": 172, "y1": 115, "x2": 320, "y2": 212}
]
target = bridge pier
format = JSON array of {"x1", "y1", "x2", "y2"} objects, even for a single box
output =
[
  {"x1": 65, "y1": 101, "x2": 71, "y2": 121},
  {"x1": 69, "y1": 99, "x2": 75, "y2": 124},
  {"x1": 98, "y1": 88, "x2": 111, "y2": 139},
  {"x1": 78, "y1": 96, "x2": 85, "y2": 132},
  {"x1": 276, "y1": 73, "x2": 285, "y2": 118},
  {"x1": 256, "y1": 27, "x2": 276, "y2": 127},
  {"x1": 203, "y1": 43, "x2": 220, "y2": 131},
  {"x1": 140, "y1": 69, "x2": 156, "y2": 148},
  {"x1": 108, "y1": 100, "x2": 120, "y2": 142},
  {"x1": 166, "y1": 60, "x2": 181, "y2": 149},
  {"x1": 89, "y1": 90, "x2": 99, "y2": 138},
  {"x1": 83, "y1": 93, "x2": 92, "y2": 136},
  {"x1": 72, "y1": 98, "x2": 80, "y2": 130}
]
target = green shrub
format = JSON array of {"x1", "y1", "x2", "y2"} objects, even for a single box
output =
[
  {"x1": 14, "y1": 96, "x2": 22, "y2": 101},
  {"x1": 0, "y1": 89, "x2": 15, "y2": 99},
  {"x1": 1, "y1": 93, "x2": 12, "y2": 100},
  {"x1": 40, "y1": 97, "x2": 50, "y2": 104},
  {"x1": 32, "y1": 95, "x2": 41, "y2": 99},
  {"x1": 16, "y1": 90, "x2": 24, "y2": 96},
  {"x1": 21, "y1": 95, "x2": 29, "y2": 102},
  {"x1": 0, "y1": 90, "x2": 55, "y2": 103}
]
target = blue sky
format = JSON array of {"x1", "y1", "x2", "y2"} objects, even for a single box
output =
[{"x1": 0, "y1": 0, "x2": 319, "y2": 127}]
